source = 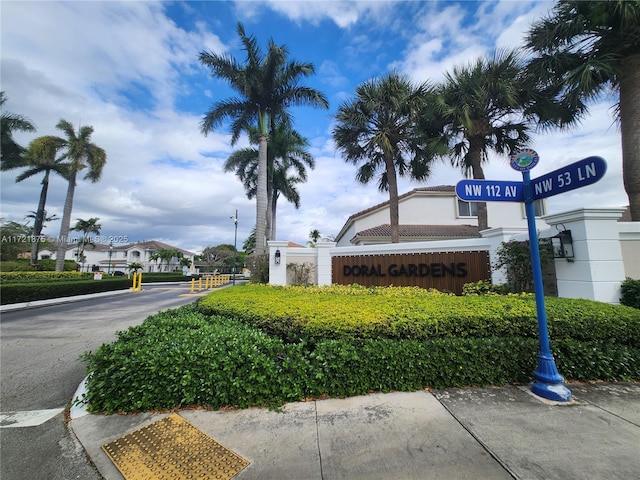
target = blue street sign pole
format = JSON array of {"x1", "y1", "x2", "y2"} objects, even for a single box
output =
[{"x1": 521, "y1": 169, "x2": 571, "y2": 402}]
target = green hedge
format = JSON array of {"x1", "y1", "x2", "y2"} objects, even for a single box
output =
[
  {"x1": 0, "y1": 271, "x2": 93, "y2": 283},
  {"x1": 0, "y1": 259, "x2": 77, "y2": 271},
  {"x1": 197, "y1": 284, "x2": 640, "y2": 347},
  {"x1": 79, "y1": 305, "x2": 640, "y2": 413},
  {"x1": 0, "y1": 272, "x2": 193, "y2": 304},
  {"x1": 1, "y1": 278, "x2": 132, "y2": 305},
  {"x1": 140, "y1": 273, "x2": 193, "y2": 283},
  {"x1": 621, "y1": 277, "x2": 640, "y2": 309}
]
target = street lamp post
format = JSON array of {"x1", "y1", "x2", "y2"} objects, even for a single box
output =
[
  {"x1": 108, "y1": 241, "x2": 113, "y2": 275},
  {"x1": 231, "y1": 210, "x2": 238, "y2": 286}
]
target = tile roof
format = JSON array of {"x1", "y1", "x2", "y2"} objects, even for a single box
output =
[{"x1": 354, "y1": 224, "x2": 480, "y2": 239}]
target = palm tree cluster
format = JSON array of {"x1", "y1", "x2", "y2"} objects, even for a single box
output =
[
  {"x1": 149, "y1": 248, "x2": 185, "y2": 272},
  {"x1": 332, "y1": 52, "x2": 539, "y2": 236},
  {"x1": 1, "y1": 95, "x2": 107, "y2": 270},
  {"x1": 203, "y1": 3, "x2": 638, "y2": 249},
  {"x1": 199, "y1": 22, "x2": 329, "y2": 254},
  {"x1": 332, "y1": 1, "x2": 640, "y2": 238},
  {"x1": 224, "y1": 124, "x2": 314, "y2": 241}
]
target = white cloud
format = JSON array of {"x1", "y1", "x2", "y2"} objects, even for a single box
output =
[
  {"x1": 240, "y1": 0, "x2": 396, "y2": 28},
  {"x1": 0, "y1": 0, "x2": 628, "y2": 256}
]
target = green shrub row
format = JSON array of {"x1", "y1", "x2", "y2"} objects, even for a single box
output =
[
  {"x1": 0, "y1": 272, "x2": 194, "y2": 304},
  {"x1": 141, "y1": 273, "x2": 194, "y2": 283},
  {"x1": 0, "y1": 259, "x2": 77, "y2": 272},
  {"x1": 1, "y1": 278, "x2": 132, "y2": 305},
  {"x1": 0, "y1": 271, "x2": 93, "y2": 283},
  {"x1": 79, "y1": 306, "x2": 640, "y2": 413},
  {"x1": 196, "y1": 284, "x2": 640, "y2": 347}
]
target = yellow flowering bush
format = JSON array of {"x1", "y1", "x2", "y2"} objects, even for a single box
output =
[{"x1": 197, "y1": 284, "x2": 640, "y2": 345}]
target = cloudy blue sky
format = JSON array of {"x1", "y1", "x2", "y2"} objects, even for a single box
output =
[{"x1": 0, "y1": 1, "x2": 626, "y2": 253}]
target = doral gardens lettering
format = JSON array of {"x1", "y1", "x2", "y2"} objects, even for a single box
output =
[{"x1": 343, "y1": 262, "x2": 468, "y2": 278}]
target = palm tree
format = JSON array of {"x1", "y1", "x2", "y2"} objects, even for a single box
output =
[
  {"x1": 71, "y1": 217, "x2": 101, "y2": 271},
  {"x1": 224, "y1": 124, "x2": 314, "y2": 240},
  {"x1": 153, "y1": 248, "x2": 181, "y2": 271},
  {"x1": 0, "y1": 91, "x2": 36, "y2": 170},
  {"x1": 16, "y1": 136, "x2": 68, "y2": 264},
  {"x1": 127, "y1": 262, "x2": 143, "y2": 273},
  {"x1": 308, "y1": 229, "x2": 321, "y2": 247},
  {"x1": 432, "y1": 50, "x2": 532, "y2": 230},
  {"x1": 525, "y1": 0, "x2": 640, "y2": 220},
  {"x1": 332, "y1": 72, "x2": 434, "y2": 243},
  {"x1": 199, "y1": 22, "x2": 328, "y2": 254},
  {"x1": 25, "y1": 210, "x2": 59, "y2": 228},
  {"x1": 148, "y1": 251, "x2": 161, "y2": 272},
  {"x1": 54, "y1": 120, "x2": 107, "y2": 271}
]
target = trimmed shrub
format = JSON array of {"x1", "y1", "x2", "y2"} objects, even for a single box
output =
[
  {"x1": 0, "y1": 271, "x2": 92, "y2": 283},
  {"x1": 80, "y1": 307, "x2": 314, "y2": 413},
  {"x1": 1, "y1": 278, "x2": 131, "y2": 305},
  {"x1": 0, "y1": 259, "x2": 77, "y2": 271},
  {"x1": 79, "y1": 305, "x2": 640, "y2": 413},
  {"x1": 196, "y1": 284, "x2": 640, "y2": 346},
  {"x1": 621, "y1": 277, "x2": 640, "y2": 309}
]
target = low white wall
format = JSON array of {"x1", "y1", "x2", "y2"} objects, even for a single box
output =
[
  {"x1": 270, "y1": 208, "x2": 633, "y2": 304},
  {"x1": 545, "y1": 208, "x2": 627, "y2": 304},
  {"x1": 619, "y1": 222, "x2": 640, "y2": 279}
]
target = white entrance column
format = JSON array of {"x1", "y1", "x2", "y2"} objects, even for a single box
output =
[
  {"x1": 268, "y1": 241, "x2": 289, "y2": 286},
  {"x1": 544, "y1": 208, "x2": 627, "y2": 303},
  {"x1": 316, "y1": 240, "x2": 337, "y2": 286}
]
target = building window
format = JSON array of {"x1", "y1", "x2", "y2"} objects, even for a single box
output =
[
  {"x1": 523, "y1": 199, "x2": 547, "y2": 217},
  {"x1": 457, "y1": 199, "x2": 478, "y2": 217},
  {"x1": 533, "y1": 199, "x2": 546, "y2": 217}
]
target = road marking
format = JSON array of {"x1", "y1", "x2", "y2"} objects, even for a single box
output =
[{"x1": 0, "y1": 408, "x2": 64, "y2": 428}]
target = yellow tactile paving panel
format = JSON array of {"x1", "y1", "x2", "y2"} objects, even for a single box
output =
[{"x1": 102, "y1": 413, "x2": 249, "y2": 480}]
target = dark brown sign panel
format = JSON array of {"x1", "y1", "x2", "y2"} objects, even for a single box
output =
[{"x1": 331, "y1": 251, "x2": 491, "y2": 295}]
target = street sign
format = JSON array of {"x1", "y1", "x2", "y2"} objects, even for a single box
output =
[
  {"x1": 455, "y1": 179, "x2": 524, "y2": 202},
  {"x1": 532, "y1": 156, "x2": 607, "y2": 200}
]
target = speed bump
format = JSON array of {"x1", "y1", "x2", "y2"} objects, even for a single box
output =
[{"x1": 102, "y1": 413, "x2": 249, "y2": 479}]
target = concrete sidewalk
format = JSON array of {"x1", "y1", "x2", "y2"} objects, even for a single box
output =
[{"x1": 70, "y1": 382, "x2": 640, "y2": 480}]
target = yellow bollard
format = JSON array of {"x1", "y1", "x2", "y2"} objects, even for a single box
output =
[
  {"x1": 137, "y1": 272, "x2": 142, "y2": 292},
  {"x1": 206, "y1": 276, "x2": 211, "y2": 289},
  {"x1": 131, "y1": 272, "x2": 136, "y2": 292},
  {"x1": 190, "y1": 278, "x2": 195, "y2": 293}
]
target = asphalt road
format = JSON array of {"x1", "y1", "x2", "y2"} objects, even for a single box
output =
[{"x1": 0, "y1": 284, "x2": 202, "y2": 480}]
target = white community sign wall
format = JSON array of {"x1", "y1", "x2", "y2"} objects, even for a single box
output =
[{"x1": 270, "y1": 207, "x2": 639, "y2": 304}]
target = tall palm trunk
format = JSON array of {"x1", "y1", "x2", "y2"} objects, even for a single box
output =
[
  {"x1": 266, "y1": 163, "x2": 273, "y2": 243},
  {"x1": 30, "y1": 170, "x2": 50, "y2": 265},
  {"x1": 255, "y1": 132, "x2": 268, "y2": 255},
  {"x1": 55, "y1": 171, "x2": 77, "y2": 271},
  {"x1": 270, "y1": 192, "x2": 278, "y2": 241},
  {"x1": 385, "y1": 154, "x2": 401, "y2": 243},
  {"x1": 620, "y1": 53, "x2": 640, "y2": 221},
  {"x1": 468, "y1": 140, "x2": 488, "y2": 230}
]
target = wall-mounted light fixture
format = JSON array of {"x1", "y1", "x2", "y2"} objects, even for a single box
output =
[
  {"x1": 552, "y1": 227, "x2": 574, "y2": 259},
  {"x1": 274, "y1": 249, "x2": 281, "y2": 265}
]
